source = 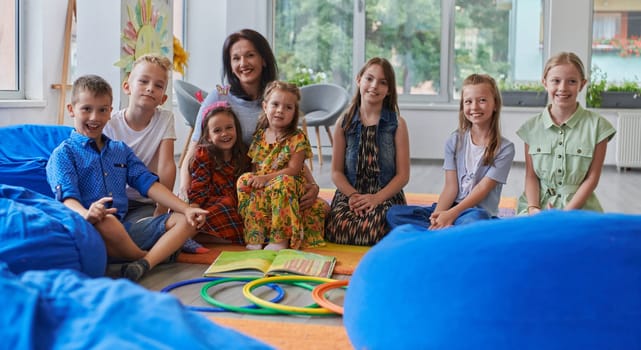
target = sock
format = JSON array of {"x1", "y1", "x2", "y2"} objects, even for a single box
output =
[
  {"x1": 121, "y1": 258, "x2": 150, "y2": 282},
  {"x1": 264, "y1": 241, "x2": 289, "y2": 251},
  {"x1": 182, "y1": 238, "x2": 210, "y2": 254},
  {"x1": 245, "y1": 244, "x2": 263, "y2": 250}
]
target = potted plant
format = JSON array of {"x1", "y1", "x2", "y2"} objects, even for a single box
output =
[
  {"x1": 499, "y1": 81, "x2": 548, "y2": 107},
  {"x1": 587, "y1": 66, "x2": 641, "y2": 108}
]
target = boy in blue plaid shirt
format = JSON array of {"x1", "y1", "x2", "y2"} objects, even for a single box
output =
[{"x1": 46, "y1": 74, "x2": 208, "y2": 281}]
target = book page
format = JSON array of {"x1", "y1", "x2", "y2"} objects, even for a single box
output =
[
  {"x1": 267, "y1": 249, "x2": 336, "y2": 278},
  {"x1": 203, "y1": 250, "x2": 277, "y2": 277}
]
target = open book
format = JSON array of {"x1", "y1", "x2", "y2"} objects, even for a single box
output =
[{"x1": 203, "y1": 249, "x2": 336, "y2": 278}]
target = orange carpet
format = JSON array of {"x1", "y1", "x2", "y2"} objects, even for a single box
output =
[
  {"x1": 176, "y1": 241, "x2": 368, "y2": 276},
  {"x1": 210, "y1": 317, "x2": 352, "y2": 350},
  {"x1": 177, "y1": 189, "x2": 517, "y2": 274}
]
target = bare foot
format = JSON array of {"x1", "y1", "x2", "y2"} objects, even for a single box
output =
[{"x1": 263, "y1": 241, "x2": 289, "y2": 251}]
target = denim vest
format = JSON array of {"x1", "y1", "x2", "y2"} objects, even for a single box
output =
[{"x1": 343, "y1": 108, "x2": 398, "y2": 187}]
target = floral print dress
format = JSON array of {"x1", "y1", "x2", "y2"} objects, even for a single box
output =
[{"x1": 237, "y1": 128, "x2": 326, "y2": 249}]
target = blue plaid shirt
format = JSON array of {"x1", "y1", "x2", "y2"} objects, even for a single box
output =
[{"x1": 46, "y1": 130, "x2": 158, "y2": 222}]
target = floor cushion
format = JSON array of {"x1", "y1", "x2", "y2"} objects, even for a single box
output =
[
  {"x1": 0, "y1": 184, "x2": 106, "y2": 277},
  {"x1": 344, "y1": 210, "x2": 641, "y2": 349},
  {"x1": 0, "y1": 264, "x2": 272, "y2": 349},
  {"x1": 0, "y1": 124, "x2": 72, "y2": 197}
]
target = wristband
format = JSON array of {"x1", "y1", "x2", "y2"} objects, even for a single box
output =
[{"x1": 527, "y1": 205, "x2": 541, "y2": 211}]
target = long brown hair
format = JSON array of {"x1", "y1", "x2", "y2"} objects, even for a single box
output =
[
  {"x1": 457, "y1": 73, "x2": 503, "y2": 166},
  {"x1": 254, "y1": 81, "x2": 301, "y2": 142},
  {"x1": 342, "y1": 57, "x2": 399, "y2": 131},
  {"x1": 192, "y1": 106, "x2": 249, "y2": 177}
]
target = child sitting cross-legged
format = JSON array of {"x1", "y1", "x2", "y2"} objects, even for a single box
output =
[{"x1": 46, "y1": 74, "x2": 209, "y2": 281}]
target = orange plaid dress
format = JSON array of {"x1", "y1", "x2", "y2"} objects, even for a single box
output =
[{"x1": 188, "y1": 147, "x2": 247, "y2": 243}]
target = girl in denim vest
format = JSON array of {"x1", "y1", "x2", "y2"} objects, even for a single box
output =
[{"x1": 325, "y1": 57, "x2": 410, "y2": 246}]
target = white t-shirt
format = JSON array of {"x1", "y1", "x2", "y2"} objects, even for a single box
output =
[
  {"x1": 104, "y1": 108, "x2": 176, "y2": 200},
  {"x1": 460, "y1": 132, "x2": 486, "y2": 198}
]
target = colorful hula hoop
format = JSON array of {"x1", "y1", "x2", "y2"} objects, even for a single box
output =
[
  {"x1": 243, "y1": 276, "x2": 339, "y2": 316},
  {"x1": 200, "y1": 277, "x2": 316, "y2": 315},
  {"x1": 161, "y1": 277, "x2": 284, "y2": 313},
  {"x1": 311, "y1": 279, "x2": 349, "y2": 315}
]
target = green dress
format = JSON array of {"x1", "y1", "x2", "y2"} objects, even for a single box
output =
[{"x1": 516, "y1": 104, "x2": 616, "y2": 214}]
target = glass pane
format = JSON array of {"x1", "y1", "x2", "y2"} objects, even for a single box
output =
[
  {"x1": 274, "y1": 0, "x2": 353, "y2": 90},
  {"x1": 0, "y1": 0, "x2": 18, "y2": 91},
  {"x1": 590, "y1": 2, "x2": 641, "y2": 107},
  {"x1": 365, "y1": 0, "x2": 442, "y2": 96},
  {"x1": 453, "y1": 0, "x2": 544, "y2": 98}
]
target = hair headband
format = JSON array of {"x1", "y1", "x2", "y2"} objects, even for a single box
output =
[{"x1": 202, "y1": 100, "x2": 231, "y2": 117}]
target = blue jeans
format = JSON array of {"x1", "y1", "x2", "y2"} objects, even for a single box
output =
[
  {"x1": 386, "y1": 203, "x2": 492, "y2": 230},
  {"x1": 126, "y1": 213, "x2": 170, "y2": 250}
]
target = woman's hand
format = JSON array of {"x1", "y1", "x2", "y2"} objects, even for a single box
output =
[{"x1": 300, "y1": 183, "x2": 319, "y2": 210}]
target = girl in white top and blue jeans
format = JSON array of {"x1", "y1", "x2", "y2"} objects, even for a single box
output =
[{"x1": 387, "y1": 74, "x2": 515, "y2": 230}]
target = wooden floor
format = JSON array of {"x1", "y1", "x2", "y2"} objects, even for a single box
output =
[{"x1": 138, "y1": 155, "x2": 641, "y2": 328}]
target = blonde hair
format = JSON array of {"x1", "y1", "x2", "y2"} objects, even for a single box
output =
[
  {"x1": 255, "y1": 81, "x2": 301, "y2": 142},
  {"x1": 130, "y1": 53, "x2": 172, "y2": 81},
  {"x1": 543, "y1": 52, "x2": 586, "y2": 81},
  {"x1": 458, "y1": 73, "x2": 503, "y2": 166}
]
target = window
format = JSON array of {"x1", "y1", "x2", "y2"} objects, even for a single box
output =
[
  {"x1": 591, "y1": 1, "x2": 641, "y2": 84},
  {"x1": 273, "y1": 0, "x2": 544, "y2": 103},
  {"x1": 453, "y1": 0, "x2": 544, "y2": 97},
  {"x1": 273, "y1": 1, "x2": 354, "y2": 90},
  {"x1": 0, "y1": 0, "x2": 22, "y2": 99}
]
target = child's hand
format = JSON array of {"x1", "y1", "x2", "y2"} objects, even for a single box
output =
[
  {"x1": 184, "y1": 207, "x2": 209, "y2": 228},
  {"x1": 86, "y1": 197, "x2": 116, "y2": 224},
  {"x1": 349, "y1": 193, "x2": 380, "y2": 216},
  {"x1": 248, "y1": 174, "x2": 269, "y2": 189},
  {"x1": 429, "y1": 210, "x2": 455, "y2": 229}
]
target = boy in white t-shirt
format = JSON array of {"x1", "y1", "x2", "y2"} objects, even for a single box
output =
[{"x1": 104, "y1": 53, "x2": 208, "y2": 254}]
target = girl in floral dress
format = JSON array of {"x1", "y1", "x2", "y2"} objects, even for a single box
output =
[
  {"x1": 188, "y1": 103, "x2": 250, "y2": 243},
  {"x1": 237, "y1": 81, "x2": 326, "y2": 251}
]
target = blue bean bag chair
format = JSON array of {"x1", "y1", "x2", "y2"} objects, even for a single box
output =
[
  {"x1": 0, "y1": 124, "x2": 72, "y2": 197},
  {"x1": 344, "y1": 211, "x2": 641, "y2": 349},
  {"x1": 0, "y1": 263, "x2": 272, "y2": 349},
  {"x1": 0, "y1": 184, "x2": 107, "y2": 277}
]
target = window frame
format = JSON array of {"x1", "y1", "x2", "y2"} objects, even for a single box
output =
[
  {"x1": 269, "y1": 0, "x2": 547, "y2": 105},
  {"x1": 0, "y1": 0, "x2": 24, "y2": 99}
]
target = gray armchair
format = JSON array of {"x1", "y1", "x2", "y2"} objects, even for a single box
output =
[
  {"x1": 174, "y1": 80, "x2": 208, "y2": 168},
  {"x1": 299, "y1": 83, "x2": 350, "y2": 166}
]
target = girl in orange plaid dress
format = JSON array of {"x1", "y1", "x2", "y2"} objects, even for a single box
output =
[
  {"x1": 188, "y1": 103, "x2": 251, "y2": 243},
  {"x1": 237, "y1": 81, "x2": 327, "y2": 251}
]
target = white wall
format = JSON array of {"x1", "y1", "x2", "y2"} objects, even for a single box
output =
[
  {"x1": 0, "y1": 0, "x2": 624, "y2": 166},
  {"x1": 0, "y1": 0, "x2": 69, "y2": 126}
]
